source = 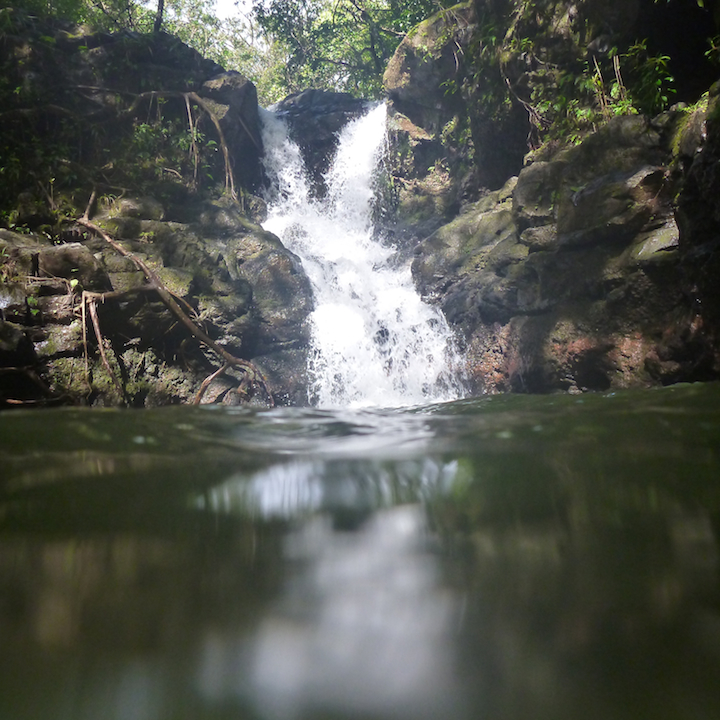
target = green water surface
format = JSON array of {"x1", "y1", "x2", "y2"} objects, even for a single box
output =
[{"x1": 1, "y1": 383, "x2": 719, "y2": 720}]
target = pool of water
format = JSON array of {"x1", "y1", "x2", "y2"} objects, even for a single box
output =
[{"x1": 1, "y1": 383, "x2": 720, "y2": 720}]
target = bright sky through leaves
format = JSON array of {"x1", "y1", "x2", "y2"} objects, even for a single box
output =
[{"x1": 215, "y1": 0, "x2": 250, "y2": 18}]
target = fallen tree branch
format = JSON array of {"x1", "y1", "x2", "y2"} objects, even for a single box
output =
[
  {"x1": 84, "y1": 290, "x2": 127, "y2": 401},
  {"x1": 76, "y1": 217, "x2": 274, "y2": 406}
]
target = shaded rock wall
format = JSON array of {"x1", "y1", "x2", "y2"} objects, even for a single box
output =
[
  {"x1": 0, "y1": 195, "x2": 314, "y2": 407},
  {"x1": 382, "y1": 3, "x2": 479, "y2": 245},
  {"x1": 385, "y1": 0, "x2": 720, "y2": 394},
  {"x1": 0, "y1": 16, "x2": 314, "y2": 407},
  {"x1": 414, "y1": 114, "x2": 693, "y2": 393}
]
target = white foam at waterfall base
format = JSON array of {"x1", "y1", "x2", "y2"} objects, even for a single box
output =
[{"x1": 260, "y1": 104, "x2": 465, "y2": 409}]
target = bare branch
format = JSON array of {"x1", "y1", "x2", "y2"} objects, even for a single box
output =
[{"x1": 76, "y1": 217, "x2": 274, "y2": 406}]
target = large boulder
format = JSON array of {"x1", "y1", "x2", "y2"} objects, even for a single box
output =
[
  {"x1": 382, "y1": 3, "x2": 479, "y2": 244},
  {"x1": 95, "y1": 196, "x2": 314, "y2": 406},
  {"x1": 384, "y1": 0, "x2": 719, "y2": 241},
  {"x1": 201, "y1": 71, "x2": 264, "y2": 191},
  {"x1": 383, "y1": 3, "x2": 474, "y2": 135},
  {"x1": 0, "y1": 196, "x2": 314, "y2": 408},
  {"x1": 272, "y1": 89, "x2": 372, "y2": 196},
  {"x1": 399, "y1": 0, "x2": 720, "y2": 396}
]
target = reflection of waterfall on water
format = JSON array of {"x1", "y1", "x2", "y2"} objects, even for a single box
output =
[
  {"x1": 260, "y1": 104, "x2": 465, "y2": 408},
  {"x1": 202, "y1": 455, "x2": 459, "y2": 520},
  {"x1": 249, "y1": 506, "x2": 463, "y2": 720},
  {"x1": 197, "y1": 459, "x2": 467, "y2": 720}
]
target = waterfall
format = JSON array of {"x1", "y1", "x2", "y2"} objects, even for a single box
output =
[{"x1": 259, "y1": 103, "x2": 465, "y2": 409}]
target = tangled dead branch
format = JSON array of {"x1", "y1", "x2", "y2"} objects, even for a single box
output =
[{"x1": 76, "y1": 216, "x2": 274, "y2": 407}]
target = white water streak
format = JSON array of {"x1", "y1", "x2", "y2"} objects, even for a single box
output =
[{"x1": 260, "y1": 104, "x2": 464, "y2": 409}]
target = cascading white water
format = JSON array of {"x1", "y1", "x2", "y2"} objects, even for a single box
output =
[{"x1": 260, "y1": 103, "x2": 465, "y2": 409}]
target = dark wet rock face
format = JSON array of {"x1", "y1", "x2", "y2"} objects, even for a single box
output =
[
  {"x1": 384, "y1": 0, "x2": 720, "y2": 395},
  {"x1": 677, "y1": 86, "x2": 720, "y2": 291},
  {"x1": 381, "y1": 4, "x2": 478, "y2": 246},
  {"x1": 0, "y1": 194, "x2": 312, "y2": 406},
  {"x1": 273, "y1": 89, "x2": 373, "y2": 196},
  {"x1": 0, "y1": 197, "x2": 314, "y2": 407},
  {"x1": 201, "y1": 71, "x2": 265, "y2": 191}
]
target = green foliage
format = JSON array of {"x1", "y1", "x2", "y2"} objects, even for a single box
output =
[
  {"x1": 462, "y1": 5, "x2": 509, "y2": 117},
  {"x1": 455, "y1": 0, "x2": 681, "y2": 154},
  {"x1": 1, "y1": 0, "x2": 454, "y2": 104},
  {"x1": 251, "y1": 0, "x2": 455, "y2": 99},
  {"x1": 621, "y1": 40, "x2": 675, "y2": 116},
  {"x1": 516, "y1": 39, "x2": 675, "y2": 147},
  {"x1": 2, "y1": 0, "x2": 156, "y2": 32},
  {"x1": 705, "y1": 35, "x2": 720, "y2": 65},
  {"x1": 124, "y1": 112, "x2": 220, "y2": 192},
  {"x1": 26, "y1": 294, "x2": 40, "y2": 317}
]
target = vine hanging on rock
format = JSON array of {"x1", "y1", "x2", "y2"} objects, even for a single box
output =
[{"x1": 76, "y1": 204, "x2": 274, "y2": 407}]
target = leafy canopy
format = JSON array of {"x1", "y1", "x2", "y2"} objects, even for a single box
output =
[
  {"x1": 251, "y1": 0, "x2": 454, "y2": 99},
  {"x1": 3, "y1": 0, "x2": 456, "y2": 103}
]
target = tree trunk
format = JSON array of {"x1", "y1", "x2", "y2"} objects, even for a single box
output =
[{"x1": 153, "y1": 0, "x2": 164, "y2": 32}]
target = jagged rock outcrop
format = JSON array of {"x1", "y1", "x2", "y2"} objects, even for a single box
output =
[
  {"x1": 413, "y1": 114, "x2": 694, "y2": 393},
  {"x1": 0, "y1": 195, "x2": 314, "y2": 407},
  {"x1": 382, "y1": 3, "x2": 479, "y2": 244},
  {"x1": 383, "y1": 0, "x2": 719, "y2": 235},
  {"x1": 200, "y1": 71, "x2": 266, "y2": 191}
]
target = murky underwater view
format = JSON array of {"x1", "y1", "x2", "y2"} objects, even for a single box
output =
[{"x1": 1, "y1": 382, "x2": 720, "y2": 720}]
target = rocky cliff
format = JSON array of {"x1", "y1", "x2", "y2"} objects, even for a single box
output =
[
  {"x1": 383, "y1": 0, "x2": 720, "y2": 394},
  {"x1": 3, "y1": 1, "x2": 720, "y2": 406},
  {"x1": 0, "y1": 11, "x2": 313, "y2": 407}
]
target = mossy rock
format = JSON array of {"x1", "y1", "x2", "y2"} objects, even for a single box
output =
[
  {"x1": 34, "y1": 320, "x2": 81, "y2": 359},
  {"x1": 513, "y1": 161, "x2": 565, "y2": 231},
  {"x1": 0, "y1": 320, "x2": 36, "y2": 365},
  {"x1": 383, "y1": 2, "x2": 473, "y2": 133},
  {"x1": 624, "y1": 219, "x2": 680, "y2": 266},
  {"x1": 112, "y1": 197, "x2": 166, "y2": 221},
  {"x1": 37, "y1": 243, "x2": 112, "y2": 292}
]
